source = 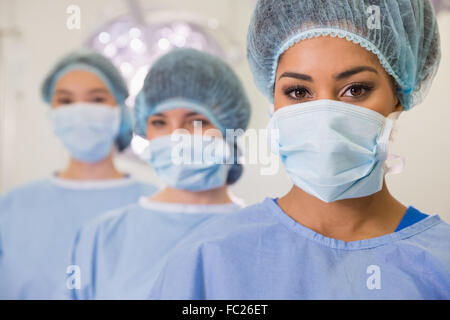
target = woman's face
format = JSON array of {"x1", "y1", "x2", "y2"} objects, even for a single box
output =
[
  {"x1": 274, "y1": 36, "x2": 402, "y2": 117},
  {"x1": 51, "y1": 70, "x2": 117, "y2": 108},
  {"x1": 146, "y1": 108, "x2": 220, "y2": 140}
]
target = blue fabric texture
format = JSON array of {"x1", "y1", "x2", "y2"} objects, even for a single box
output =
[
  {"x1": 149, "y1": 198, "x2": 450, "y2": 299},
  {"x1": 58, "y1": 199, "x2": 241, "y2": 300},
  {"x1": 247, "y1": 0, "x2": 441, "y2": 110},
  {"x1": 0, "y1": 177, "x2": 157, "y2": 299}
]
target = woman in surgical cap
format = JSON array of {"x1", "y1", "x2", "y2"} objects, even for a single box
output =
[
  {"x1": 59, "y1": 48, "x2": 251, "y2": 299},
  {"x1": 149, "y1": 0, "x2": 449, "y2": 299},
  {"x1": 0, "y1": 49, "x2": 157, "y2": 299}
]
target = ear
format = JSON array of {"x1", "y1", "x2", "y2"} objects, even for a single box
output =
[{"x1": 393, "y1": 95, "x2": 404, "y2": 112}]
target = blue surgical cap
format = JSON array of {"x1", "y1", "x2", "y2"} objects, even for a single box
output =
[
  {"x1": 135, "y1": 48, "x2": 251, "y2": 185},
  {"x1": 247, "y1": 0, "x2": 441, "y2": 110},
  {"x1": 41, "y1": 49, "x2": 133, "y2": 151}
]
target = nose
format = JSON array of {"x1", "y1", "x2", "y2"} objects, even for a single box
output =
[
  {"x1": 167, "y1": 118, "x2": 190, "y2": 134},
  {"x1": 315, "y1": 87, "x2": 340, "y2": 101}
]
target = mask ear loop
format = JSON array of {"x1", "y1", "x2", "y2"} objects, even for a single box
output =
[
  {"x1": 385, "y1": 154, "x2": 405, "y2": 175},
  {"x1": 267, "y1": 103, "x2": 275, "y2": 117},
  {"x1": 266, "y1": 116, "x2": 280, "y2": 155},
  {"x1": 382, "y1": 112, "x2": 405, "y2": 176}
]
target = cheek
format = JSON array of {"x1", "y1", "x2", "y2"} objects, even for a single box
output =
[
  {"x1": 50, "y1": 95, "x2": 68, "y2": 108},
  {"x1": 106, "y1": 96, "x2": 118, "y2": 106},
  {"x1": 273, "y1": 82, "x2": 287, "y2": 111},
  {"x1": 105, "y1": 101, "x2": 117, "y2": 107},
  {"x1": 203, "y1": 123, "x2": 220, "y2": 133},
  {"x1": 203, "y1": 129, "x2": 223, "y2": 139},
  {"x1": 362, "y1": 85, "x2": 398, "y2": 117},
  {"x1": 146, "y1": 124, "x2": 171, "y2": 140},
  {"x1": 146, "y1": 129, "x2": 166, "y2": 140},
  {"x1": 50, "y1": 101, "x2": 60, "y2": 109}
]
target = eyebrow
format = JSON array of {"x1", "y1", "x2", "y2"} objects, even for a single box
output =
[
  {"x1": 278, "y1": 66, "x2": 378, "y2": 82},
  {"x1": 334, "y1": 66, "x2": 378, "y2": 80},
  {"x1": 87, "y1": 88, "x2": 110, "y2": 95},
  {"x1": 53, "y1": 88, "x2": 110, "y2": 96},
  {"x1": 151, "y1": 113, "x2": 167, "y2": 118},
  {"x1": 278, "y1": 72, "x2": 313, "y2": 82},
  {"x1": 184, "y1": 112, "x2": 202, "y2": 117},
  {"x1": 150, "y1": 111, "x2": 203, "y2": 119},
  {"x1": 53, "y1": 89, "x2": 72, "y2": 95}
]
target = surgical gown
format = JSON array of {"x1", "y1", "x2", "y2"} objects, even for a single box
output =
[
  {"x1": 59, "y1": 197, "x2": 242, "y2": 299},
  {"x1": 149, "y1": 198, "x2": 450, "y2": 300},
  {"x1": 0, "y1": 176, "x2": 157, "y2": 299}
]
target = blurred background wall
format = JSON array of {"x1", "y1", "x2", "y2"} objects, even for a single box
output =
[{"x1": 0, "y1": 0, "x2": 449, "y2": 221}]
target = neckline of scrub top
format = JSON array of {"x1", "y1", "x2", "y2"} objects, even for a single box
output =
[
  {"x1": 272, "y1": 197, "x2": 429, "y2": 233},
  {"x1": 394, "y1": 206, "x2": 429, "y2": 232},
  {"x1": 138, "y1": 196, "x2": 242, "y2": 214},
  {"x1": 266, "y1": 197, "x2": 443, "y2": 250},
  {"x1": 48, "y1": 175, "x2": 136, "y2": 190}
]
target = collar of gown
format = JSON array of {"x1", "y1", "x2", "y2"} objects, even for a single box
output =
[
  {"x1": 48, "y1": 174, "x2": 135, "y2": 190},
  {"x1": 139, "y1": 196, "x2": 243, "y2": 214},
  {"x1": 266, "y1": 197, "x2": 444, "y2": 250}
]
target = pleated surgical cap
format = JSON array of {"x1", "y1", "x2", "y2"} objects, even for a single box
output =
[
  {"x1": 135, "y1": 48, "x2": 251, "y2": 185},
  {"x1": 247, "y1": 0, "x2": 441, "y2": 110}
]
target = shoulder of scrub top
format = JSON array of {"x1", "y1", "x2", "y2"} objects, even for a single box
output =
[
  {"x1": 148, "y1": 200, "x2": 273, "y2": 299},
  {"x1": 75, "y1": 201, "x2": 143, "y2": 241},
  {"x1": 0, "y1": 179, "x2": 53, "y2": 219},
  {"x1": 154, "y1": 198, "x2": 272, "y2": 255},
  {"x1": 151, "y1": 200, "x2": 271, "y2": 268},
  {"x1": 0, "y1": 178, "x2": 158, "y2": 218},
  {"x1": 57, "y1": 202, "x2": 144, "y2": 300},
  {"x1": 71, "y1": 190, "x2": 245, "y2": 254}
]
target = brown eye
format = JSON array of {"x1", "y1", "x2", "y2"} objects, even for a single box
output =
[
  {"x1": 290, "y1": 88, "x2": 308, "y2": 99},
  {"x1": 192, "y1": 119, "x2": 210, "y2": 126},
  {"x1": 350, "y1": 87, "x2": 363, "y2": 96},
  {"x1": 92, "y1": 97, "x2": 107, "y2": 103},
  {"x1": 343, "y1": 84, "x2": 373, "y2": 98},
  {"x1": 150, "y1": 119, "x2": 166, "y2": 128},
  {"x1": 58, "y1": 98, "x2": 72, "y2": 105}
]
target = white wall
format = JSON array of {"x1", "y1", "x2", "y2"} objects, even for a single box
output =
[{"x1": 0, "y1": 0, "x2": 449, "y2": 221}]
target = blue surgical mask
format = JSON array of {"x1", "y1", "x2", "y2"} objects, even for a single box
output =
[
  {"x1": 50, "y1": 103, "x2": 121, "y2": 163},
  {"x1": 267, "y1": 99, "x2": 396, "y2": 202},
  {"x1": 142, "y1": 133, "x2": 231, "y2": 191}
]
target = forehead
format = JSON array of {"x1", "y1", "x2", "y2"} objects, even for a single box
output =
[
  {"x1": 277, "y1": 36, "x2": 382, "y2": 74},
  {"x1": 53, "y1": 69, "x2": 108, "y2": 91}
]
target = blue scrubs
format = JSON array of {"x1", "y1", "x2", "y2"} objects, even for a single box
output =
[
  {"x1": 59, "y1": 197, "x2": 242, "y2": 300},
  {"x1": 149, "y1": 198, "x2": 450, "y2": 299},
  {"x1": 0, "y1": 176, "x2": 157, "y2": 299}
]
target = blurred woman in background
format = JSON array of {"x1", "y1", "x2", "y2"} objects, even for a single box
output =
[
  {"x1": 60, "y1": 48, "x2": 251, "y2": 299},
  {"x1": 0, "y1": 49, "x2": 157, "y2": 299}
]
